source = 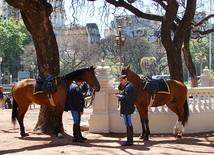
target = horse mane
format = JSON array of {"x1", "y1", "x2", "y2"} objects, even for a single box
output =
[
  {"x1": 128, "y1": 68, "x2": 141, "y2": 81},
  {"x1": 64, "y1": 68, "x2": 90, "y2": 80}
]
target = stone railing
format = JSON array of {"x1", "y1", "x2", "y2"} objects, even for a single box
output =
[
  {"x1": 89, "y1": 60, "x2": 214, "y2": 134},
  {"x1": 187, "y1": 87, "x2": 214, "y2": 113}
]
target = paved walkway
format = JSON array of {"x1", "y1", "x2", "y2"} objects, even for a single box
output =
[{"x1": 0, "y1": 105, "x2": 213, "y2": 155}]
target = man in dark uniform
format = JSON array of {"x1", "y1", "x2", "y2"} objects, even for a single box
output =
[
  {"x1": 64, "y1": 76, "x2": 87, "y2": 143},
  {"x1": 116, "y1": 75, "x2": 135, "y2": 146},
  {"x1": 0, "y1": 86, "x2": 4, "y2": 99}
]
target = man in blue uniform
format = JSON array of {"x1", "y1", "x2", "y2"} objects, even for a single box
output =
[
  {"x1": 64, "y1": 76, "x2": 87, "y2": 143},
  {"x1": 116, "y1": 75, "x2": 135, "y2": 146}
]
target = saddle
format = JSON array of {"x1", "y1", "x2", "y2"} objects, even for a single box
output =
[
  {"x1": 145, "y1": 76, "x2": 164, "y2": 97},
  {"x1": 35, "y1": 75, "x2": 57, "y2": 98}
]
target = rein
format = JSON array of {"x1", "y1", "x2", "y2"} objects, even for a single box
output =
[
  {"x1": 136, "y1": 78, "x2": 144, "y2": 100},
  {"x1": 128, "y1": 70, "x2": 146, "y2": 101},
  {"x1": 84, "y1": 89, "x2": 95, "y2": 108},
  {"x1": 135, "y1": 77, "x2": 151, "y2": 107},
  {"x1": 84, "y1": 70, "x2": 97, "y2": 108},
  {"x1": 58, "y1": 69, "x2": 97, "y2": 108}
]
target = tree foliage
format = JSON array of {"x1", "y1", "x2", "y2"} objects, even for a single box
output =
[
  {"x1": 60, "y1": 26, "x2": 101, "y2": 75},
  {"x1": 21, "y1": 42, "x2": 37, "y2": 73},
  {"x1": 0, "y1": 15, "x2": 32, "y2": 81},
  {"x1": 189, "y1": 38, "x2": 214, "y2": 75}
]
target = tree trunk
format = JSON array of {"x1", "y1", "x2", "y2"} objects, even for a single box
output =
[
  {"x1": 34, "y1": 106, "x2": 63, "y2": 134},
  {"x1": 161, "y1": 1, "x2": 183, "y2": 82},
  {"x1": 6, "y1": 0, "x2": 62, "y2": 134},
  {"x1": 182, "y1": 28, "x2": 198, "y2": 87},
  {"x1": 165, "y1": 45, "x2": 184, "y2": 82}
]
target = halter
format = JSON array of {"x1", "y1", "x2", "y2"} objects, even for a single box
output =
[{"x1": 86, "y1": 69, "x2": 98, "y2": 89}]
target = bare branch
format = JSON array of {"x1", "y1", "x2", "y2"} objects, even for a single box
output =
[
  {"x1": 193, "y1": 28, "x2": 214, "y2": 35},
  {"x1": 193, "y1": 14, "x2": 214, "y2": 26},
  {"x1": 106, "y1": 0, "x2": 163, "y2": 21}
]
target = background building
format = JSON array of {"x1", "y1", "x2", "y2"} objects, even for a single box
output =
[{"x1": 86, "y1": 23, "x2": 101, "y2": 45}]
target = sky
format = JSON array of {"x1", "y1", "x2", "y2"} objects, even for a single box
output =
[
  {"x1": 63, "y1": 0, "x2": 213, "y2": 38},
  {"x1": 64, "y1": 0, "x2": 152, "y2": 37}
]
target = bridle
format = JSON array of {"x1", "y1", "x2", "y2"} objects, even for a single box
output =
[
  {"x1": 86, "y1": 69, "x2": 98, "y2": 89},
  {"x1": 59, "y1": 69, "x2": 98, "y2": 108},
  {"x1": 84, "y1": 69, "x2": 97, "y2": 108}
]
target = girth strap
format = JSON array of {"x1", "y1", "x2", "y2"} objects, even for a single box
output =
[{"x1": 47, "y1": 94, "x2": 56, "y2": 106}]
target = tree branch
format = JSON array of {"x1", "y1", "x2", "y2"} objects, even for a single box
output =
[
  {"x1": 106, "y1": 0, "x2": 163, "y2": 21},
  {"x1": 193, "y1": 14, "x2": 214, "y2": 26},
  {"x1": 193, "y1": 28, "x2": 214, "y2": 35}
]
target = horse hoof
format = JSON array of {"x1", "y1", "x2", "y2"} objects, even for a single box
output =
[
  {"x1": 177, "y1": 135, "x2": 182, "y2": 138},
  {"x1": 57, "y1": 133, "x2": 64, "y2": 138},
  {"x1": 174, "y1": 133, "x2": 178, "y2": 138},
  {"x1": 21, "y1": 133, "x2": 29, "y2": 137},
  {"x1": 143, "y1": 137, "x2": 149, "y2": 141},
  {"x1": 139, "y1": 135, "x2": 144, "y2": 139}
]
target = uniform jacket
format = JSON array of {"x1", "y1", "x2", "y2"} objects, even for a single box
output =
[
  {"x1": 118, "y1": 81, "x2": 135, "y2": 114},
  {"x1": 0, "y1": 91, "x2": 3, "y2": 98},
  {"x1": 64, "y1": 81, "x2": 85, "y2": 112}
]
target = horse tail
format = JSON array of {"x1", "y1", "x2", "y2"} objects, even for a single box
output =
[
  {"x1": 12, "y1": 95, "x2": 18, "y2": 124},
  {"x1": 183, "y1": 98, "x2": 189, "y2": 126}
]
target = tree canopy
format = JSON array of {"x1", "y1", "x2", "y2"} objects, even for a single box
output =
[{"x1": 0, "y1": 15, "x2": 32, "y2": 81}]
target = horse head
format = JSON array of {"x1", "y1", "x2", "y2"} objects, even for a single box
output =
[{"x1": 82, "y1": 66, "x2": 100, "y2": 92}]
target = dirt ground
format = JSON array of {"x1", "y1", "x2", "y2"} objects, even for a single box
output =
[{"x1": 0, "y1": 105, "x2": 214, "y2": 155}]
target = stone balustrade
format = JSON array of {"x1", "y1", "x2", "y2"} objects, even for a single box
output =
[{"x1": 89, "y1": 60, "x2": 214, "y2": 134}]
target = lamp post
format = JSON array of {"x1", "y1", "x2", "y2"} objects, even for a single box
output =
[
  {"x1": 31, "y1": 62, "x2": 36, "y2": 79},
  {"x1": 196, "y1": 51, "x2": 207, "y2": 75},
  {"x1": 0, "y1": 57, "x2": 2, "y2": 84},
  {"x1": 116, "y1": 26, "x2": 125, "y2": 71}
]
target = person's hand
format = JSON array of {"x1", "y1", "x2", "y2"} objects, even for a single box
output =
[
  {"x1": 80, "y1": 111, "x2": 83, "y2": 115},
  {"x1": 114, "y1": 93, "x2": 120, "y2": 98}
]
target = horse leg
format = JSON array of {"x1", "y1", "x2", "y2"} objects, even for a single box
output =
[
  {"x1": 144, "y1": 119, "x2": 150, "y2": 141},
  {"x1": 139, "y1": 117, "x2": 146, "y2": 139},
  {"x1": 167, "y1": 102, "x2": 184, "y2": 138},
  {"x1": 138, "y1": 107, "x2": 150, "y2": 141},
  {"x1": 173, "y1": 120, "x2": 185, "y2": 138},
  {"x1": 142, "y1": 107, "x2": 150, "y2": 141},
  {"x1": 17, "y1": 107, "x2": 29, "y2": 137},
  {"x1": 56, "y1": 105, "x2": 64, "y2": 138}
]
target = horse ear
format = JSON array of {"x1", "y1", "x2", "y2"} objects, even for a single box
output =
[
  {"x1": 127, "y1": 64, "x2": 130, "y2": 70},
  {"x1": 90, "y1": 66, "x2": 93, "y2": 70}
]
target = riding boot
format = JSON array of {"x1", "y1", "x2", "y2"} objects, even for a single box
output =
[
  {"x1": 72, "y1": 124, "x2": 84, "y2": 143},
  {"x1": 78, "y1": 124, "x2": 87, "y2": 140},
  {"x1": 122, "y1": 126, "x2": 133, "y2": 146}
]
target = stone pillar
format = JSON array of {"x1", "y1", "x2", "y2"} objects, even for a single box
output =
[
  {"x1": 200, "y1": 66, "x2": 211, "y2": 87},
  {"x1": 89, "y1": 60, "x2": 119, "y2": 133}
]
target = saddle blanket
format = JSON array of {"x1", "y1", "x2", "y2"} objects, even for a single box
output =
[
  {"x1": 33, "y1": 79, "x2": 57, "y2": 95},
  {"x1": 157, "y1": 81, "x2": 170, "y2": 95}
]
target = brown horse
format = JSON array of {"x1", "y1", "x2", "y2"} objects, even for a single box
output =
[
  {"x1": 12, "y1": 66, "x2": 100, "y2": 137},
  {"x1": 119, "y1": 66, "x2": 189, "y2": 141}
]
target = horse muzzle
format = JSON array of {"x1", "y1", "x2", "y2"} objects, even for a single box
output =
[
  {"x1": 118, "y1": 84, "x2": 124, "y2": 91},
  {"x1": 94, "y1": 85, "x2": 100, "y2": 92}
]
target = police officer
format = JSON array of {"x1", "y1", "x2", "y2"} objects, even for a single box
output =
[
  {"x1": 116, "y1": 75, "x2": 135, "y2": 146},
  {"x1": 64, "y1": 76, "x2": 87, "y2": 143}
]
